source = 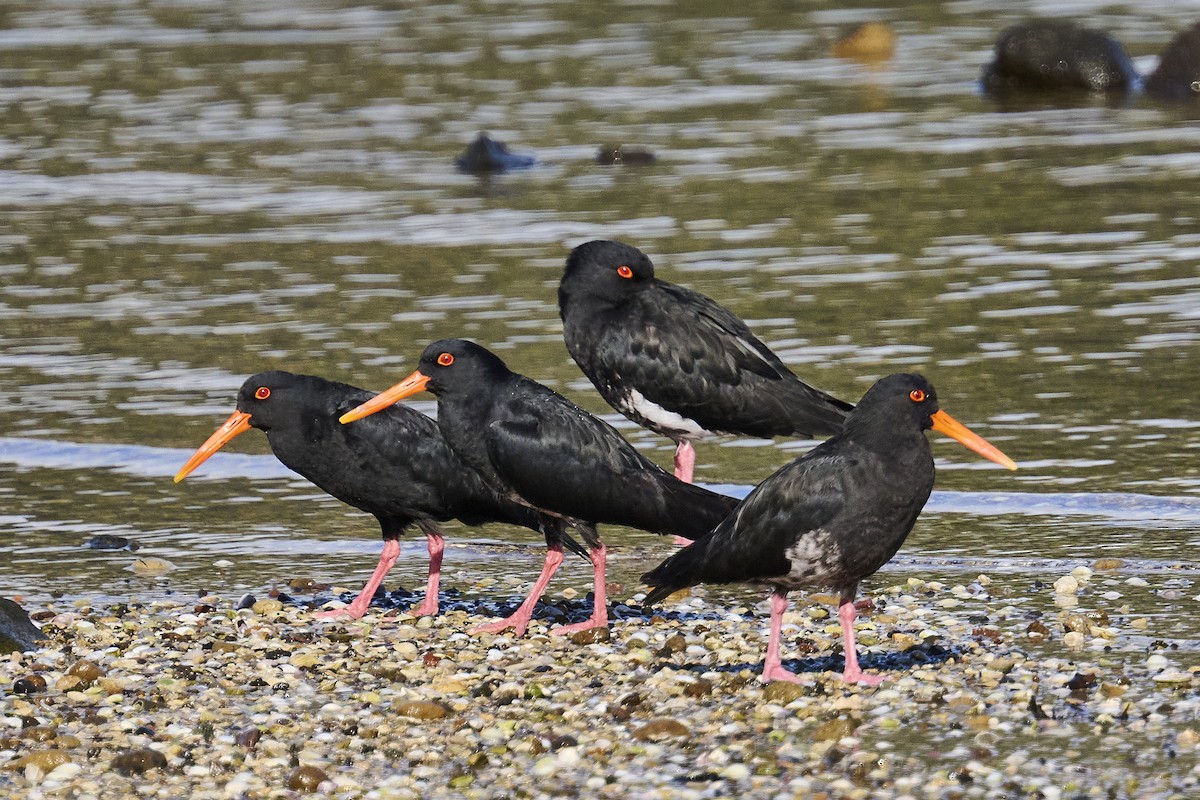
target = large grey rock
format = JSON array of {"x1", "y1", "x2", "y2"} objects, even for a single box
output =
[
  {"x1": 0, "y1": 598, "x2": 45, "y2": 653},
  {"x1": 982, "y1": 19, "x2": 1137, "y2": 95}
]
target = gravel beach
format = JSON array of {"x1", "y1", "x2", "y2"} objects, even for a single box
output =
[{"x1": 1, "y1": 570, "x2": 1197, "y2": 799}]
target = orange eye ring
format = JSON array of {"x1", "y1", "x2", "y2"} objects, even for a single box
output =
[
  {"x1": 616, "y1": 265, "x2": 634, "y2": 279},
  {"x1": 909, "y1": 389, "x2": 926, "y2": 403},
  {"x1": 437, "y1": 353, "x2": 454, "y2": 367},
  {"x1": 254, "y1": 387, "x2": 271, "y2": 400}
]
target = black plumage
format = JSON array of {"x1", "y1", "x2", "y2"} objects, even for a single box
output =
[
  {"x1": 642, "y1": 373, "x2": 1016, "y2": 684},
  {"x1": 175, "y1": 371, "x2": 583, "y2": 621},
  {"x1": 559, "y1": 239, "x2": 853, "y2": 484},
  {"x1": 340, "y1": 340, "x2": 739, "y2": 636}
]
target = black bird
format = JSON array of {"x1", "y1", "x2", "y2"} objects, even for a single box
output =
[
  {"x1": 559, "y1": 239, "x2": 854, "y2": 488},
  {"x1": 642, "y1": 373, "x2": 1016, "y2": 685},
  {"x1": 174, "y1": 371, "x2": 587, "y2": 622},
  {"x1": 339, "y1": 340, "x2": 739, "y2": 636}
]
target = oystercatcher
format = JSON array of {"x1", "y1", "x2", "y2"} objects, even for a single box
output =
[
  {"x1": 175, "y1": 371, "x2": 586, "y2": 621},
  {"x1": 339, "y1": 340, "x2": 738, "y2": 636},
  {"x1": 559, "y1": 240, "x2": 853, "y2": 485},
  {"x1": 641, "y1": 373, "x2": 1016, "y2": 685}
]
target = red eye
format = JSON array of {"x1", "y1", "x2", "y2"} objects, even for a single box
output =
[
  {"x1": 255, "y1": 387, "x2": 271, "y2": 400},
  {"x1": 437, "y1": 353, "x2": 454, "y2": 367},
  {"x1": 616, "y1": 265, "x2": 634, "y2": 279},
  {"x1": 909, "y1": 389, "x2": 925, "y2": 402}
]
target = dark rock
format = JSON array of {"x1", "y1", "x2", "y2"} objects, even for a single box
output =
[
  {"x1": 84, "y1": 534, "x2": 137, "y2": 550},
  {"x1": 236, "y1": 593, "x2": 256, "y2": 610},
  {"x1": 235, "y1": 727, "x2": 261, "y2": 748},
  {"x1": 1145, "y1": 22, "x2": 1200, "y2": 101},
  {"x1": 11, "y1": 674, "x2": 47, "y2": 695},
  {"x1": 596, "y1": 146, "x2": 657, "y2": 166},
  {"x1": 982, "y1": 19, "x2": 1137, "y2": 95},
  {"x1": 110, "y1": 747, "x2": 167, "y2": 775},
  {"x1": 632, "y1": 718, "x2": 691, "y2": 741},
  {"x1": 455, "y1": 132, "x2": 537, "y2": 173},
  {"x1": 0, "y1": 598, "x2": 45, "y2": 654}
]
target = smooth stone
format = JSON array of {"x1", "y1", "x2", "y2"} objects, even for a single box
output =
[
  {"x1": 5, "y1": 749, "x2": 72, "y2": 772},
  {"x1": 631, "y1": 718, "x2": 690, "y2": 742},
  {"x1": 763, "y1": 681, "x2": 807, "y2": 704},
  {"x1": 288, "y1": 765, "x2": 330, "y2": 792},
  {"x1": 395, "y1": 700, "x2": 450, "y2": 720},
  {"x1": 811, "y1": 718, "x2": 857, "y2": 742},
  {"x1": 981, "y1": 19, "x2": 1136, "y2": 95},
  {"x1": 110, "y1": 748, "x2": 168, "y2": 775}
]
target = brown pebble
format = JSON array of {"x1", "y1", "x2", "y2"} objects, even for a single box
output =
[
  {"x1": 570, "y1": 627, "x2": 611, "y2": 645},
  {"x1": 68, "y1": 659, "x2": 106, "y2": 686},
  {"x1": 422, "y1": 652, "x2": 441, "y2": 667},
  {"x1": 235, "y1": 727, "x2": 261, "y2": 748},
  {"x1": 763, "y1": 681, "x2": 808, "y2": 704},
  {"x1": 288, "y1": 765, "x2": 330, "y2": 792},
  {"x1": 810, "y1": 717, "x2": 856, "y2": 742},
  {"x1": 831, "y1": 21, "x2": 897, "y2": 62},
  {"x1": 110, "y1": 747, "x2": 167, "y2": 775},
  {"x1": 5, "y1": 749, "x2": 71, "y2": 772},
  {"x1": 20, "y1": 726, "x2": 57, "y2": 742},
  {"x1": 1093, "y1": 558, "x2": 1124, "y2": 571},
  {"x1": 632, "y1": 718, "x2": 690, "y2": 742},
  {"x1": 684, "y1": 678, "x2": 714, "y2": 698},
  {"x1": 395, "y1": 700, "x2": 450, "y2": 720},
  {"x1": 1025, "y1": 621, "x2": 1050, "y2": 638}
]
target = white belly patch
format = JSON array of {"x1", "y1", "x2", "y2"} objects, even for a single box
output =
[{"x1": 622, "y1": 388, "x2": 710, "y2": 437}]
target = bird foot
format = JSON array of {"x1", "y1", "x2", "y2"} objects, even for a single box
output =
[
  {"x1": 471, "y1": 615, "x2": 531, "y2": 638},
  {"x1": 550, "y1": 615, "x2": 608, "y2": 637},
  {"x1": 840, "y1": 669, "x2": 885, "y2": 686},
  {"x1": 671, "y1": 535, "x2": 694, "y2": 547},
  {"x1": 312, "y1": 603, "x2": 368, "y2": 621},
  {"x1": 760, "y1": 665, "x2": 805, "y2": 684},
  {"x1": 408, "y1": 599, "x2": 439, "y2": 618}
]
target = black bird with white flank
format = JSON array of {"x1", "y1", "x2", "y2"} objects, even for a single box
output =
[
  {"x1": 559, "y1": 239, "x2": 853, "y2": 486},
  {"x1": 642, "y1": 373, "x2": 1017, "y2": 685},
  {"x1": 339, "y1": 340, "x2": 739, "y2": 637},
  {"x1": 175, "y1": 371, "x2": 585, "y2": 622}
]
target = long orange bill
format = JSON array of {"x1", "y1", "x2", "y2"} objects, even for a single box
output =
[
  {"x1": 339, "y1": 371, "x2": 430, "y2": 424},
  {"x1": 173, "y1": 410, "x2": 253, "y2": 483},
  {"x1": 930, "y1": 410, "x2": 1018, "y2": 470}
]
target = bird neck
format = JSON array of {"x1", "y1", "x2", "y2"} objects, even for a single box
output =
[{"x1": 842, "y1": 413, "x2": 932, "y2": 467}]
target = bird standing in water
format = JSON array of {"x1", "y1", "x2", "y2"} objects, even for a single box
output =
[
  {"x1": 175, "y1": 371, "x2": 585, "y2": 621},
  {"x1": 559, "y1": 240, "x2": 853, "y2": 485},
  {"x1": 642, "y1": 373, "x2": 1017, "y2": 685},
  {"x1": 339, "y1": 340, "x2": 739, "y2": 636}
]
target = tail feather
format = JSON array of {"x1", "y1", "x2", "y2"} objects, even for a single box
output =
[
  {"x1": 787, "y1": 385, "x2": 854, "y2": 438},
  {"x1": 640, "y1": 539, "x2": 710, "y2": 606},
  {"x1": 643, "y1": 479, "x2": 737, "y2": 539}
]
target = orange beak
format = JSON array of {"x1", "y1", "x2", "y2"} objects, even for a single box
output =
[
  {"x1": 173, "y1": 410, "x2": 253, "y2": 483},
  {"x1": 339, "y1": 370, "x2": 430, "y2": 424},
  {"x1": 930, "y1": 410, "x2": 1017, "y2": 470}
]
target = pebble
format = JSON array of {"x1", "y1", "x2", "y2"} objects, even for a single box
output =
[
  {"x1": 0, "y1": 578, "x2": 1193, "y2": 798},
  {"x1": 287, "y1": 765, "x2": 329, "y2": 792},
  {"x1": 1053, "y1": 575, "x2": 1079, "y2": 595}
]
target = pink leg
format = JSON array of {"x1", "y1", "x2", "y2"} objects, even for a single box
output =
[
  {"x1": 671, "y1": 441, "x2": 698, "y2": 546},
  {"x1": 838, "y1": 590, "x2": 884, "y2": 686},
  {"x1": 410, "y1": 532, "x2": 445, "y2": 617},
  {"x1": 314, "y1": 539, "x2": 399, "y2": 620},
  {"x1": 552, "y1": 544, "x2": 608, "y2": 636},
  {"x1": 760, "y1": 591, "x2": 803, "y2": 683},
  {"x1": 472, "y1": 545, "x2": 564, "y2": 637},
  {"x1": 673, "y1": 439, "x2": 696, "y2": 483}
]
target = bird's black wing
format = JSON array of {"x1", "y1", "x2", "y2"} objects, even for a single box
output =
[{"x1": 485, "y1": 380, "x2": 735, "y2": 536}]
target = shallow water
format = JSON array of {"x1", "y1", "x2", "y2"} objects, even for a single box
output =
[{"x1": 0, "y1": 0, "x2": 1197, "y2": 661}]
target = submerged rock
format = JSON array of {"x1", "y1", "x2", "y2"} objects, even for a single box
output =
[
  {"x1": 455, "y1": 132, "x2": 537, "y2": 173},
  {"x1": 982, "y1": 20, "x2": 1137, "y2": 95},
  {"x1": 1145, "y1": 21, "x2": 1200, "y2": 101},
  {"x1": 831, "y1": 21, "x2": 897, "y2": 63},
  {"x1": 0, "y1": 598, "x2": 45, "y2": 653}
]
